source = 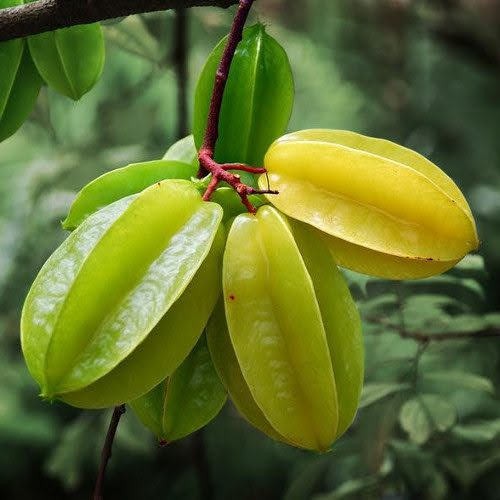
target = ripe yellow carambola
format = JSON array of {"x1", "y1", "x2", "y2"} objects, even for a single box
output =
[
  {"x1": 209, "y1": 206, "x2": 363, "y2": 451},
  {"x1": 260, "y1": 129, "x2": 479, "y2": 279}
]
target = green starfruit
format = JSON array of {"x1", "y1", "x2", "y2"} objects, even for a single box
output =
[
  {"x1": 63, "y1": 160, "x2": 198, "y2": 230},
  {"x1": 193, "y1": 24, "x2": 294, "y2": 167},
  {"x1": 21, "y1": 180, "x2": 224, "y2": 408},
  {"x1": 163, "y1": 134, "x2": 199, "y2": 168},
  {"x1": 261, "y1": 129, "x2": 479, "y2": 279},
  {"x1": 0, "y1": 0, "x2": 42, "y2": 142},
  {"x1": 130, "y1": 334, "x2": 227, "y2": 442},
  {"x1": 218, "y1": 205, "x2": 363, "y2": 451},
  {"x1": 28, "y1": 23, "x2": 105, "y2": 100}
]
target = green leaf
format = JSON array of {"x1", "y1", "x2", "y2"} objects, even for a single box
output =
[
  {"x1": 28, "y1": 23, "x2": 105, "y2": 100},
  {"x1": 399, "y1": 394, "x2": 457, "y2": 444},
  {"x1": 422, "y1": 371, "x2": 494, "y2": 394},
  {"x1": 359, "y1": 383, "x2": 410, "y2": 409},
  {"x1": 62, "y1": 159, "x2": 198, "y2": 230},
  {"x1": 193, "y1": 23, "x2": 294, "y2": 166}
]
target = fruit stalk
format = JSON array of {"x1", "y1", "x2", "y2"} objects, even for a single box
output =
[
  {"x1": 197, "y1": 0, "x2": 278, "y2": 212},
  {"x1": 93, "y1": 404, "x2": 126, "y2": 500}
]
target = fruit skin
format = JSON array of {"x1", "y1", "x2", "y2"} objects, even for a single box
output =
[
  {"x1": 163, "y1": 135, "x2": 199, "y2": 169},
  {"x1": 260, "y1": 129, "x2": 479, "y2": 279},
  {"x1": 61, "y1": 225, "x2": 225, "y2": 408},
  {"x1": 63, "y1": 160, "x2": 198, "y2": 230},
  {"x1": 193, "y1": 23, "x2": 294, "y2": 167},
  {"x1": 222, "y1": 206, "x2": 340, "y2": 452},
  {"x1": 21, "y1": 180, "x2": 223, "y2": 407},
  {"x1": 206, "y1": 298, "x2": 288, "y2": 443},
  {"x1": 28, "y1": 22, "x2": 104, "y2": 100},
  {"x1": 289, "y1": 219, "x2": 363, "y2": 438},
  {"x1": 130, "y1": 334, "x2": 227, "y2": 442},
  {"x1": 209, "y1": 209, "x2": 363, "y2": 450},
  {"x1": 0, "y1": 0, "x2": 42, "y2": 142}
]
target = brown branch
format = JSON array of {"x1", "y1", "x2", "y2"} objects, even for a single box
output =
[
  {"x1": 198, "y1": 0, "x2": 254, "y2": 170},
  {"x1": 197, "y1": 0, "x2": 277, "y2": 212},
  {"x1": 0, "y1": 0, "x2": 238, "y2": 42},
  {"x1": 368, "y1": 316, "x2": 500, "y2": 343},
  {"x1": 93, "y1": 405, "x2": 126, "y2": 500},
  {"x1": 401, "y1": 327, "x2": 500, "y2": 343}
]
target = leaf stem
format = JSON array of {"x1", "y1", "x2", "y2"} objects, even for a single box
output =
[
  {"x1": 93, "y1": 405, "x2": 126, "y2": 500},
  {"x1": 197, "y1": 0, "x2": 277, "y2": 213}
]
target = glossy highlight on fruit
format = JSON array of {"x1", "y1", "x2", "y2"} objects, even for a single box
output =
[
  {"x1": 219, "y1": 205, "x2": 363, "y2": 451},
  {"x1": 28, "y1": 23, "x2": 105, "y2": 100},
  {"x1": 260, "y1": 129, "x2": 479, "y2": 279},
  {"x1": 193, "y1": 23, "x2": 294, "y2": 167},
  {"x1": 21, "y1": 180, "x2": 223, "y2": 408},
  {"x1": 130, "y1": 334, "x2": 227, "y2": 442}
]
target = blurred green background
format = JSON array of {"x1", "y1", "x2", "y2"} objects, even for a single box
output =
[{"x1": 1, "y1": 0, "x2": 500, "y2": 498}]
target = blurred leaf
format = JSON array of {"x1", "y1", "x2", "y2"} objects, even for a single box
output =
[
  {"x1": 400, "y1": 395, "x2": 457, "y2": 445},
  {"x1": 422, "y1": 371, "x2": 494, "y2": 394},
  {"x1": 314, "y1": 457, "x2": 392, "y2": 500},
  {"x1": 359, "y1": 383, "x2": 410, "y2": 409},
  {"x1": 452, "y1": 420, "x2": 500, "y2": 443},
  {"x1": 105, "y1": 16, "x2": 161, "y2": 63},
  {"x1": 45, "y1": 414, "x2": 98, "y2": 489},
  {"x1": 284, "y1": 457, "x2": 330, "y2": 500}
]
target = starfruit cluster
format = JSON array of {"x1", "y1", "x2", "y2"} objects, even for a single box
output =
[
  {"x1": 21, "y1": 24, "x2": 478, "y2": 452},
  {"x1": 0, "y1": 0, "x2": 104, "y2": 142}
]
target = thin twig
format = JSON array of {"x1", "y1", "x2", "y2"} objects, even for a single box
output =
[
  {"x1": 93, "y1": 405, "x2": 126, "y2": 500},
  {"x1": 198, "y1": 0, "x2": 254, "y2": 171},
  {"x1": 0, "y1": 0, "x2": 238, "y2": 42},
  {"x1": 367, "y1": 315, "x2": 500, "y2": 343},
  {"x1": 192, "y1": 432, "x2": 214, "y2": 500}
]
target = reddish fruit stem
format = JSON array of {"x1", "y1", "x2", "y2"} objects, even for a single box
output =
[
  {"x1": 197, "y1": 0, "x2": 277, "y2": 213},
  {"x1": 200, "y1": 151, "x2": 278, "y2": 212}
]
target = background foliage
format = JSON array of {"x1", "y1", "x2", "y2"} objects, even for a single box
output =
[{"x1": 1, "y1": 0, "x2": 500, "y2": 498}]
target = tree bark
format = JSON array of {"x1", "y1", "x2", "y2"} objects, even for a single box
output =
[{"x1": 0, "y1": 0, "x2": 238, "y2": 42}]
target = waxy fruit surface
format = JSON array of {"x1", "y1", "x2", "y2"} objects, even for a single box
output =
[{"x1": 261, "y1": 129, "x2": 479, "y2": 279}]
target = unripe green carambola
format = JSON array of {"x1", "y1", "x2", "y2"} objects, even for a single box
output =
[
  {"x1": 63, "y1": 159, "x2": 198, "y2": 230},
  {"x1": 28, "y1": 22, "x2": 105, "y2": 100},
  {"x1": 0, "y1": 0, "x2": 42, "y2": 142},
  {"x1": 130, "y1": 335, "x2": 227, "y2": 443},
  {"x1": 260, "y1": 129, "x2": 479, "y2": 279},
  {"x1": 194, "y1": 24, "x2": 294, "y2": 168},
  {"x1": 21, "y1": 180, "x2": 224, "y2": 408}
]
